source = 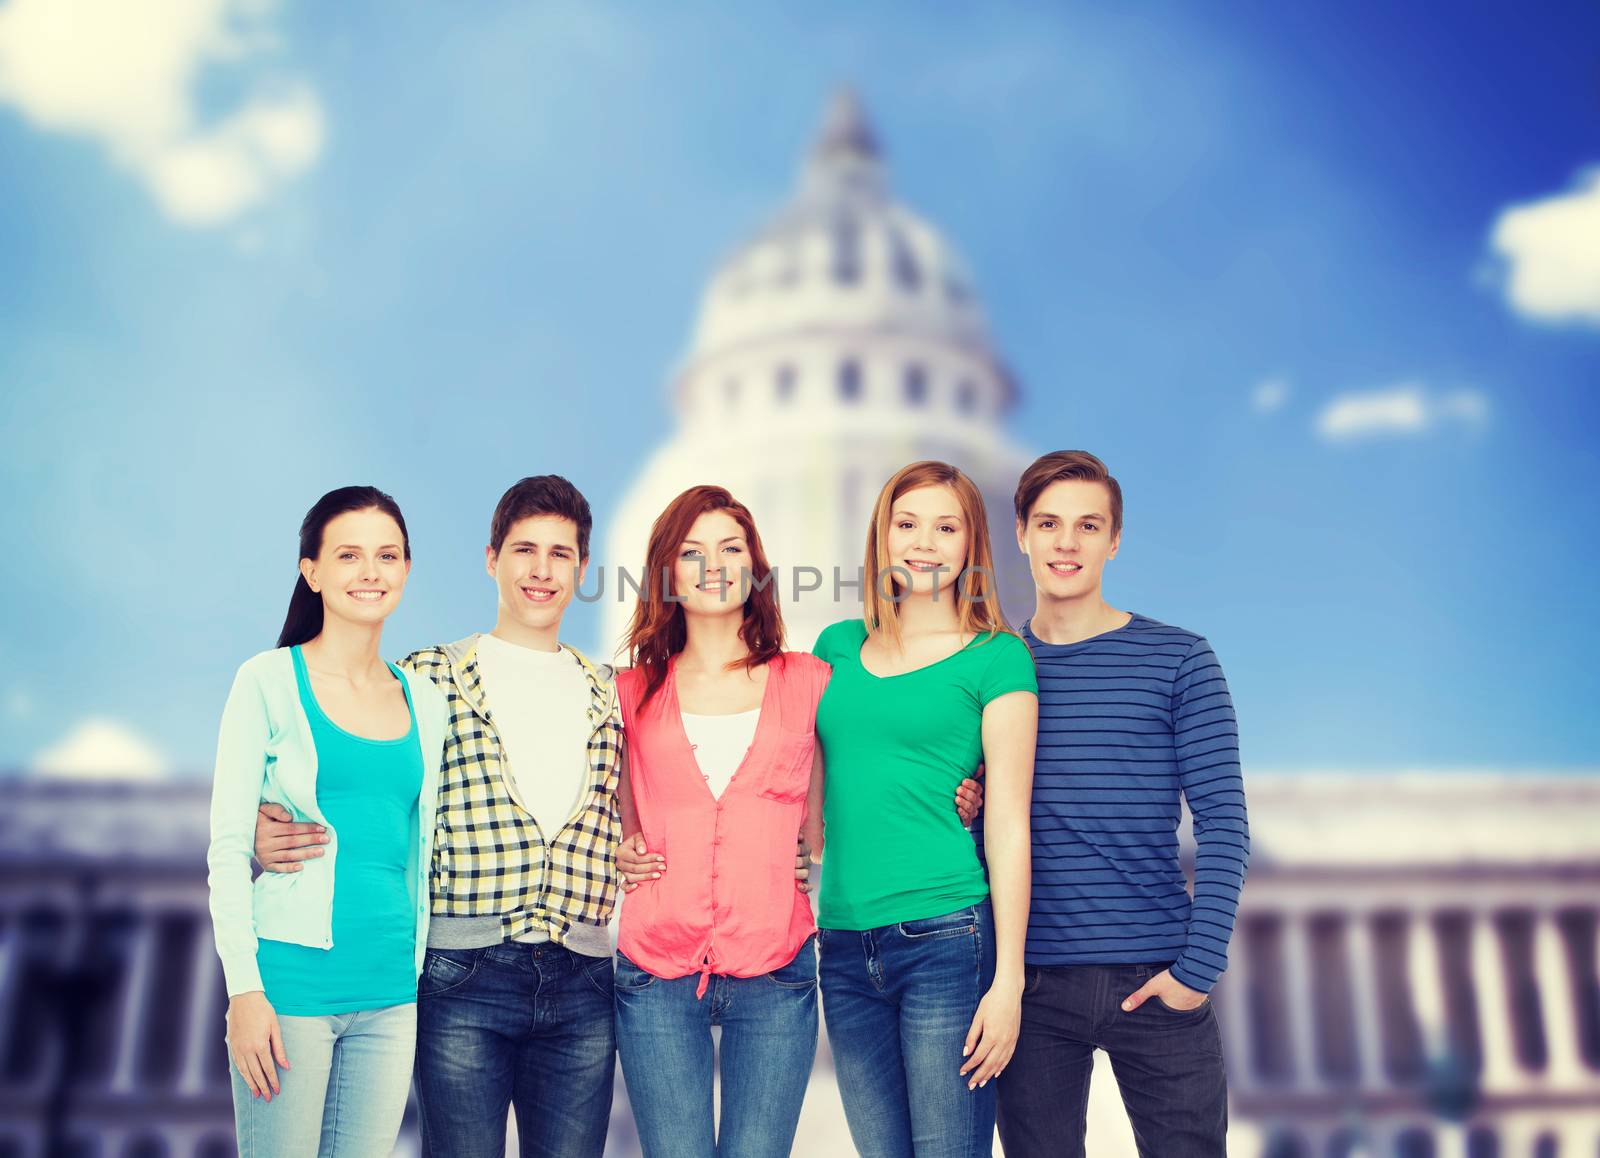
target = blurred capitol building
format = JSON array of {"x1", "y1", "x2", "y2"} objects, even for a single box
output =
[
  {"x1": 600, "y1": 90, "x2": 1033, "y2": 658},
  {"x1": 3, "y1": 95, "x2": 1598, "y2": 1158}
]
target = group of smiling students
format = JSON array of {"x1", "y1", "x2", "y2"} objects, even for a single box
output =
[{"x1": 208, "y1": 451, "x2": 1250, "y2": 1158}]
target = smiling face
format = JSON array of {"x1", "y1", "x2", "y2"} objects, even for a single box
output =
[
  {"x1": 884, "y1": 484, "x2": 970, "y2": 600},
  {"x1": 1016, "y1": 478, "x2": 1120, "y2": 601},
  {"x1": 486, "y1": 514, "x2": 586, "y2": 646},
  {"x1": 300, "y1": 507, "x2": 411, "y2": 631},
  {"x1": 673, "y1": 509, "x2": 751, "y2": 618}
]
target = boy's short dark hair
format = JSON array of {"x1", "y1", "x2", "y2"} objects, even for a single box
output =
[
  {"x1": 490, "y1": 475, "x2": 593, "y2": 560},
  {"x1": 1014, "y1": 450, "x2": 1123, "y2": 534}
]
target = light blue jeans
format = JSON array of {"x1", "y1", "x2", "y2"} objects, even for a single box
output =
[
  {"x1": 229, "y1": 1002, "x2": 416, "y2": 1158},
  {"x1": 615, "y1": 939, "x2": 819, "y2": 1158}
]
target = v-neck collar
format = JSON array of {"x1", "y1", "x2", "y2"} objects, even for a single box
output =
[{"x1": 662, "y1": 656, "x2": 779, "y2": 803}]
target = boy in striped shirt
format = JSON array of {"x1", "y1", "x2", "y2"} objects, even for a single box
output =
[{"x1": 993, "y1": 450, "x2": 1250, "y2": 1158}]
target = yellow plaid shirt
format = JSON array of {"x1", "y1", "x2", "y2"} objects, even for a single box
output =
[{"x1": 400, "y1": 635, "x2": 621, "y2": 945}]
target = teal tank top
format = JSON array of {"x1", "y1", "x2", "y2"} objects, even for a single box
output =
[{"x1": 256, "y1": 647, "x2": 423, "y2": 1015}]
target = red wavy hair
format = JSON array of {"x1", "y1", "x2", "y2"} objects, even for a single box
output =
[{"x1": 624, "y1": 485, "x2": 786, "y2": 707}]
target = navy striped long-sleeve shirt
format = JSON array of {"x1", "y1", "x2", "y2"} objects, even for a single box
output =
[{"x1": 1006, "y1": 614, "x2": 1250, "y2": 993}]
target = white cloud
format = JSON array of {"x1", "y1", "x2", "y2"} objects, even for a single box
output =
[
  {"x1": 32, "y1": 718, "x2": 170, "y2": 781},
  {"x1": 1252, "y1": 377, "x2": 1289, "y2": 413},
  {"x1": 1315, "y1": 382, "x2": 1490, "y2": 443},
  {"x1": 1488, "y1": 168, "x2": 1600, "y2": 327},
  {"x1": 0, "y1": 0, "x2": 324, "y2": 227}
]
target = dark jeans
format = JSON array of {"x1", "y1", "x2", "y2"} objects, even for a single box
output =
[
  {"x1": 995, "y1": 962, "x2": 1227, "y2": 1158},
  {"x1": 819, "y1": 901, "x2": 996, "y2": 1158},
  {"x1": 614, "y1": 938, "x2": 819, "y2": 1158},
  {"x1": 415, "y1": 942, "x2": 616, "y2": 1158}
]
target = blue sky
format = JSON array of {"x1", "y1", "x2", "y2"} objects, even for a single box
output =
[{"x1": 1, "y1": 0, "x2": 1597, "y2": 775}]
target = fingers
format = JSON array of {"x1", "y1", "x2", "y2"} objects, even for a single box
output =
[
  {"x1": 238, "y1": 1046, "x2": 273, "y2": 1101},
  {"x1": 795, "y1": 830, "x2": 812, "y2": 859},
  {"x1": 270, "y1": 822, "x2": 329, "y2": 838},
  {"x1": 617, "y1": 834, "x2": 665, "y2": 884},
  {"x1": 231, "y1": 1045, "x2": 261, "y2": 1098},
  {"x1": 258, "y1": 844, "x2": 325, "y2": 874},
  {"x1": 962, "y1": 1012, "x2": 982, "y2": 1065},
  {"x1": 960, "y1": 1033, "x2": 992, "y2": 1082},
  {"x1": 258, "y1": 803, "x2": 294, "y2": 822},
  {"x1": 270, "y1": 1019, "x2": 290, "y2": 1070},
  {"x1": 1121, "y1": 980, "x2": 1157, "y2": 1012},
  {"x1": 955, "y1": 787, "x2": 979, "y2": 824},
  {"x1": 966, "y1": 1033, "x2": 1015, "y2": 1087},
  {"x1": 257, "y1": 1043, "x2": 281, "y2": 1097},
  {"x1": 255, "y1": 819, "x2": 329, "y2": 876}
]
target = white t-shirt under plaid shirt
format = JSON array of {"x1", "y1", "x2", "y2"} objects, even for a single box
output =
[{"x1": 475, "y1": 632, "x2": 592, "y2": 847}]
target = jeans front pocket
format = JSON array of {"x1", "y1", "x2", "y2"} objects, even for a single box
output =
[
  {"x1": 763, "y1": 937, "x2": 819, "y2": 990},
  {"x1": 896, "y1": 905, "x2": 980, "y2": 940},
  {"x1": 580, "y1": 954, "x2": 615, "y2": 998},
  {"x1": 418, "y1": 947, "x2": 481, "y2": 998},
  {"x1": 1152, "y1": 991, "x2": 1212, "y2": 1015},
  {"x1": 613, "y1": 951, "x2": 657, "y2": 992}
]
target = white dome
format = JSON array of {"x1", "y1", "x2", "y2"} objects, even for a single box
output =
[
  {"x1": 678, "y1": 90, "x2": 1016, "y2": 418},
  {"x1": 599, "y1": 91, "x2": 1039, "y2": 661}
]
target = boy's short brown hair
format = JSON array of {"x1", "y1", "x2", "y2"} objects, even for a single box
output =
[
  {"x1": 490, "y1": 475, "x2": 593, "y2": 560},
  {"x1": 1014, "y1": 451, "x2": 1123, "y2": 534}
]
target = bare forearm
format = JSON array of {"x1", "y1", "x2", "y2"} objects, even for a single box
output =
[{"x1": 984, "y1": 825, "x2": 1031, "y2": 984}]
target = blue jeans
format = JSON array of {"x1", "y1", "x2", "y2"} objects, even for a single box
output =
[
  {"x1": 229, "y1": 1002, "x2": 416, "y2": 1158},
  {"x1": 995, "y1": 962, "x2": 1228, "y2": 1158},
  {"x1": 414, "y1": 942, "x2": 616, "y2": 1158},
  {"x1": 614, "y1": 939, "x2": 819, "y2": 1158},
  {"x1": 819, "y1": 901, "x2": 996, "y2": 1158}
]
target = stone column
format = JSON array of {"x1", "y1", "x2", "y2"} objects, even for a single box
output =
[
  {"x1": 1344, "y1": 910, "x2": 1386, "y2": 1089},
  {"x1": 1218, "y1": 921, "x2": 1254, "y2": 1088},
  {"x1": 1469, "y1": 912, "x2": 1521, "y2": 1091},
  {"x1": 1406, "y1": 912, "x2": 1448, "y2": 1058},
  {"x1": 1280, "y1": 913, "x2": 1321, "y2": 1087},
  {"x1": 1531, "y1": 910, "x2": 1585, "y2": 1087},
  {"x1": 109, "y1": 916, "x2": 156, "y2": 1094},
  {"x1": 178, "y1": 935, "x2": 223, "y2": 1094}
]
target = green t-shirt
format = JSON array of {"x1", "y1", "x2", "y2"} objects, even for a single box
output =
[{"x1": 812, "y1": 618, "x2": 1038, "y2": 931}]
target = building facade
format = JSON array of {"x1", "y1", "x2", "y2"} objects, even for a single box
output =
[{"x1": 2, "y1": 774, "x2": 1597, "y2": 1157}]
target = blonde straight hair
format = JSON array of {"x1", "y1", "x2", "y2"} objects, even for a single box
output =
[{"x1": 861, "y1": 460, "x2": 1012, "y2": 649}]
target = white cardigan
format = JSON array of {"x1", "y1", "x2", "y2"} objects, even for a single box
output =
[{"x1": 206, "y1": 647, "x2": 448, "y2": 998}]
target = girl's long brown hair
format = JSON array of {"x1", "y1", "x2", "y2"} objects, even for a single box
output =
[
  {"x1": 624, "y1": 485, "x2": 785, "y2": 707},
  {"x1": 862, "y1": 460, "x2": 1011, "y2": 649}
]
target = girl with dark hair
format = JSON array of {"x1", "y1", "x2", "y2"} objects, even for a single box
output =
[{"x1": 207, "y1": 486, "x2": 448, "y2": 1158}]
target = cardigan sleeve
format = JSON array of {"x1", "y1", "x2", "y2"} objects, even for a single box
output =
[{"x1": 206, "y1": 662, "x2": 271, "y2": 998}]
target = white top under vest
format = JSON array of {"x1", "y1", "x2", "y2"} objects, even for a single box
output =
[{"x1": 680, "y1": 708, "x2": 761, "y2": 799}]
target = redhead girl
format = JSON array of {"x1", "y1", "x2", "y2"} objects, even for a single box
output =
[
  {"x1": 207, "y1": 486, "x2": 448, "y2": 1157},
  {"x1": 611, "y1": 485, "x2": 826, "y2": 1158},
  {"x1": 611, "y1": 484, "x2": 982, "y2": 1158}
]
